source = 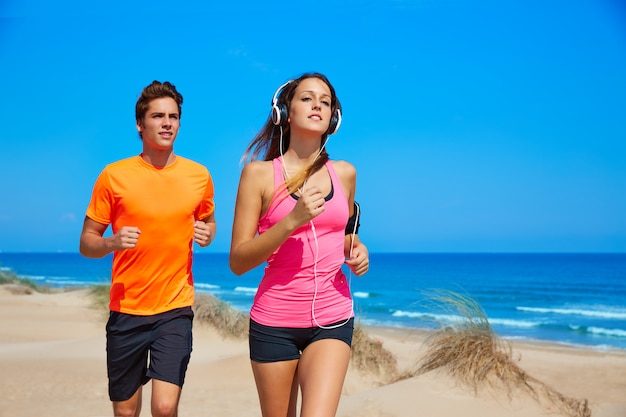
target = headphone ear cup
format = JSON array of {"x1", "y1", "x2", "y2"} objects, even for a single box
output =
[
  {"x1": 271, "y1": 80, "x2": 293, "y2": 126},
  {"x1": 271, "y1": 103, "x2": 280, "y2": 125},
  {"x1": 272, "y1": 103, "x2": 289, "y2": 126},
  {"x1": 328, "y1": 107, "x2": 342, "y2": 135},
  {"x1": 279, "y1": 104, "x2": 288, "y2": 125}
]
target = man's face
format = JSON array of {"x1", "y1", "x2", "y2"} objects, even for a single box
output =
[{"x1": 137, "y1": 97, "x2": 180, "y2": 151}]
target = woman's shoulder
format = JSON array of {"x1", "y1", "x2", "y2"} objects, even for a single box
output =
[
  {"x1": 241, "y1": 159, "x2": 274, "y2": 179},
  {"x1": 330, "y1": 160, "x2": 356, "y2": 177}
]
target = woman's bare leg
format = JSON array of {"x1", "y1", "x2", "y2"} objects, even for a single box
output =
[
  {"x1": 251, "y1": 359, "x2": 300, "y2": 417},
  {"x1": 298, "y1": 339, "x2": 351, "y2": 417}
]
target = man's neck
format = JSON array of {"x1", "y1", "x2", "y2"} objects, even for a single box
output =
[{"x1": 140, "y1": 148, "x2": 176, "y2": 168}]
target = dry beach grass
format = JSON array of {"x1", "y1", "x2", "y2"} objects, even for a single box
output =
[{"x1": 410, "y1": 290, "x2": 591, "y2": 417}]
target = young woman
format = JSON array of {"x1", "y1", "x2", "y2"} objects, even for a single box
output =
[{"x1": 230, "y1": 72, "x2": 369, "y2": 417}]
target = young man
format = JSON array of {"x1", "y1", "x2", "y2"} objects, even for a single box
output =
[{"x1": 80, "y1": 80, "x2": 216, "y2": 417}]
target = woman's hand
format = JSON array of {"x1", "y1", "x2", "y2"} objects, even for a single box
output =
[
  {"x1": 289, "y1": 185, "x2": 325, "y2": 228},
  {"x1": 345, "y1": 240, "x2": 369, "y2": 276}
]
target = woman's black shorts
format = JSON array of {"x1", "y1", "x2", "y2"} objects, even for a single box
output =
[{"x1": 249, "y1": 317, "x2": 354, "y2": 363}]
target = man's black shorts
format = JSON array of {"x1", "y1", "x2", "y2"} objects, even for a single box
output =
[{"x1": 106, "y1": 306, "x2": 193, "y2": 401}]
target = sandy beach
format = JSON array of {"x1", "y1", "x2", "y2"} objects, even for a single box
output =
[{"x1": 1, "y1": 285, "x2": 624, "y2": 417}]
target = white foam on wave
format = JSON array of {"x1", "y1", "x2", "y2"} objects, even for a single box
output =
[
  {"x1": 53, "y1": 279, "x2": 93, "y2": 286},
  {"x1": 391, "y1": 310, "x2": 433, "y2": 319},
  {"x1": 353, "y1": 291, "x2": 369, "y2": 298},
  {"x1": 517, "y1": 306, "x2": 626, "y2": 320},
  {"x1": 488, "y1": 318, "x2": 538, "y2": 328},
  {"x1": 585, "y1": 326, "x2": 626, "y2": 338},
  {"x1": 234, "y1": 286, "x2": 258, "y2": 294},
  {"x1": 391, "y1": 311, "x2": 466, "y2": 324},
  {"x1": 195, "y1": 282, "x2": 220, "y2": 290},
  {"x1": 23, "y1": 274, "x2": 46, "y2": 281},
  {"x1": 392, "y1": 310, "x2": 538, "y2": 328}
]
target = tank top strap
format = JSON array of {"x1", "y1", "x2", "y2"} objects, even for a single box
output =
[
  {"x1": 325, "y1": 160, "x2": 347, "y2": 202},
  {"x1": 273, "y1": 157, "x2": 284, "y2": 189}
]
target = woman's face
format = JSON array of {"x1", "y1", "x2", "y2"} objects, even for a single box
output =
[{"x1": 288, "y1": 77, "x2": 333, "y2": 136}]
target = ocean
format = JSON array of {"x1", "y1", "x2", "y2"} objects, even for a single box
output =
[{"x1": 1, "y1": 252, "x2": 625, "y2": 351}]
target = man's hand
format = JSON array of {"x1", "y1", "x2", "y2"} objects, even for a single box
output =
[
  {"x1": 111, "y1": 226, "x2": 141, "y2": 251},
  {"x1": 194, "y1": 220, "x2": 213, "y2": 247}
]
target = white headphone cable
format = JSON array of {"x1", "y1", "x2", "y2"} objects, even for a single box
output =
[
  {"x1": 311, "y1": 201, "x2": 358, "y2": 330},
  {"x1": 278, "y1": 125, "x2": 353, "y2": 329}
]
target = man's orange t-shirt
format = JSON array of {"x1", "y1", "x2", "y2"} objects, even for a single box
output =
[{"x1": 86, "y1": 155, "x2": 215, "y2": 315}]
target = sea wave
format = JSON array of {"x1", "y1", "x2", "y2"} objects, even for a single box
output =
[
  {"x1": 391, "y1": 310, "x2": 538, "y2": 328},
  {"x1": 353, "y1": 291, "x2": 370, "y2": 298},
  {"x1": 25, "y1": 274, "x2": 96, "y2": 286},
  {"x1": 392, "y1": 310, "x2": 478, "y2": 324},
  {"x1": 517, "y1": 306, "x2": 626, "y2": 320},
  {"x1": 570, "y1": 325, "x2": 626, "y2": 338},
  {"x1": 23, "y1": 274, "x2": 47, "y2": 281},
  {"x1": 488, "y1": 318, "x2": 538, "y2": 328},
  {"x1": 50, "y1": 279, "x2": 96, "y2": 286},
  {"x1": 234, "y1": 286, "x2": 258, "y2": 294},
  {"x1": 391, "y1": 310, "x2": 437, "y2": 320},
  {"x1": 195, "y1": 282, "x2": 220, "y2": 290}
]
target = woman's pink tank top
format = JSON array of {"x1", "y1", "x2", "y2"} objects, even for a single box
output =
[{"x1": 250, "y1": 157, "x2": 354, "y2": 328}]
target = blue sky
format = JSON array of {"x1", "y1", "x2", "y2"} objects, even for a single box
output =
[{"x1": 1, "y1": 0, "x2": 625, "y2": 254}]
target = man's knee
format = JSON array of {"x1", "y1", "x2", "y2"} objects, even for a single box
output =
[
  {"x1": 113, "y1": 401, "x2": 141, "y2": 417},
  {"x1": 151, "y1": 398, "x2": 179, "y2": 417}
]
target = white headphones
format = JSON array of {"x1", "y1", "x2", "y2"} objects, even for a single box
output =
[{"x1": 271, "y1": 80, "x2": 342, "y2": 135}]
